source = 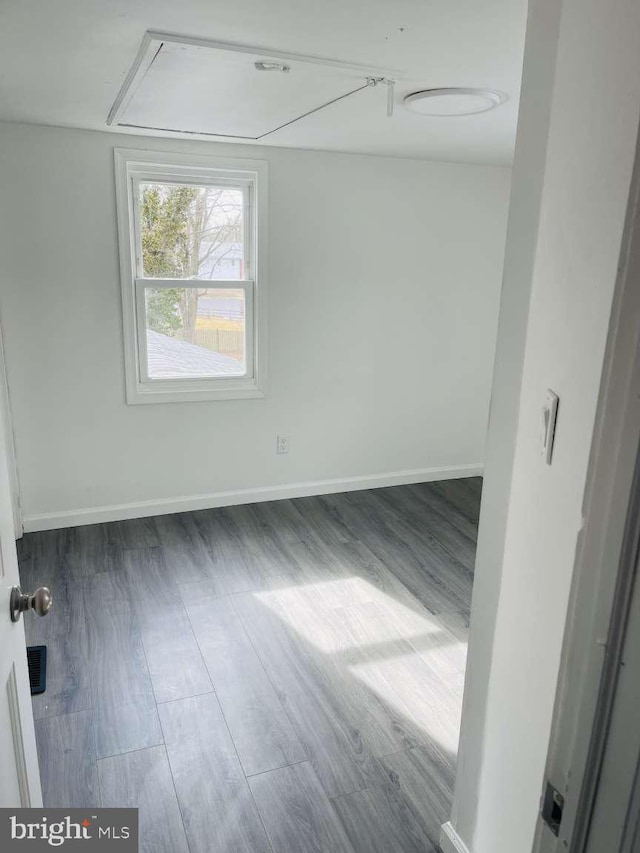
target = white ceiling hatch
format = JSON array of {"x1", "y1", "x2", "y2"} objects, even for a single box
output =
[
  {"x1": 0, "y1": 0, "x2": 529, "y2": 164},
  {"x1": 109, "y1": 33, "x2": 399, "y2": 140}
]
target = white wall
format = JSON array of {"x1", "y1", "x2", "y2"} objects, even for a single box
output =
[
  {"x1": 449, "y1": 0, "x2": 563, "y2": 844},
  {"x1": 445, "y1": 0, "x2": 640, "y2": 851},
  {"x1": 0, "y1": 122, "x2": 510, "y2": 528}
]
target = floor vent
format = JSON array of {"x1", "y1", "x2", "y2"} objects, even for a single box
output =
[{"x1": 27, "y1": 645, "x2": 47, "y2": 695}]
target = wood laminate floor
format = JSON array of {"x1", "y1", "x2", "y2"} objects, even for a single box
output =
[{"x1": 18, "y1": 478, "x2": 481, "y2": 853}]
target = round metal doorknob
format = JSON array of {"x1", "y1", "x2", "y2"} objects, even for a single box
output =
[{"x1": 10, "y1": 586, "x2": 53, "y2": 622}]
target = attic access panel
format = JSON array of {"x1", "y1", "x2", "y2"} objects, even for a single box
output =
[{"x1": 108, "y1": 33, "x2": 398, "y2": 140}]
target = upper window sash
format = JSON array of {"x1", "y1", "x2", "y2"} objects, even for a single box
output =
[{"x1": 130, "y1": 176, "x2": 254, "y2": 282}]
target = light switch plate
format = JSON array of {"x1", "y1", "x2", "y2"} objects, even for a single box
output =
[{"x1": 541, "y1": 389, "x2": 559, "y2": 464}]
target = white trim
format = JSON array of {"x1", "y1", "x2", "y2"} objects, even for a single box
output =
[
  {"x1": 440, "y1": 822, "x2": 472, "y2": 853},
  {"x1": 0, "y1": 317, "x2": 22, "y2": 538},
  {"x1": 21, "y1": 463, "x2": 483, "y2": 532},
  {"x1": 114, "y1": 147, "x2": 268, "y2": 404}
]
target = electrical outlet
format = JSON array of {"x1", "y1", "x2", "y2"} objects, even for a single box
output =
[{"x1": 276, "y1": 434, "x2": 290, "y2": 454}]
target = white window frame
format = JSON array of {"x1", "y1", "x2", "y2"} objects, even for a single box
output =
[{"x1": 114, "y1": 148, "x2": 268, "y2": 404}]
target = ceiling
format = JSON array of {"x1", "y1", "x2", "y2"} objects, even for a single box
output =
[{"x1": 0, "y1": 0, "x2": 528, "y2": 165}]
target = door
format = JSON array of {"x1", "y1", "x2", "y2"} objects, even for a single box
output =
[{"x1": 0, "y1": 355, "x2": 42, "y2": 806}]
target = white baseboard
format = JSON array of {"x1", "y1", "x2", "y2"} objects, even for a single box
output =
[
  {"x1": 22, "y1": 463, "x2": 483, "y2": 532},
  {"x1": 440, "y1": 822, "x2": 472, "y2": 853}
]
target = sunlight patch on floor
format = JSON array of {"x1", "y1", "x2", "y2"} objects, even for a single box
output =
[
  {"x1": 350, "y1": 650, "x2": 463, "y2": 756},
  {"x1": 252, "y1": 576, "x2": 442, "y2": 653},
  {"x1": 253, "y1": 575, "x2": 468, "y2": 752}
]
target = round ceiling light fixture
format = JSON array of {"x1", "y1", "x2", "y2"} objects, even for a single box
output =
[{"x1": 403, "y1": 87, "x2": 507, "y2": 117}]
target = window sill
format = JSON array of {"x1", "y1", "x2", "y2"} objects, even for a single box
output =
[{"x1": 126, "y1": 381, "x2": 266, "y2": 405}]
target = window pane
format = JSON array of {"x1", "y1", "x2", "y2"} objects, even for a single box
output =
[
  {"x1": 144, "y1": 287, "x2": 246, "y2": 379},
  {"x1": 139, "y1": 182, "x2": 245, "y2": 280}
]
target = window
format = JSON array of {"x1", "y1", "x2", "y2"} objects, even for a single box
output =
[{"x1": 115, "y1": 149, "x2": 267, "y2": 403}]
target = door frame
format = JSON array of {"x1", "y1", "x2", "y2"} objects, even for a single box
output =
[
  {"x1": 533, "y1": 112, "x2": 640, "y2": 853},
  {"x1": 0, "y1": 315, "x2": 22, "y2": 540}
]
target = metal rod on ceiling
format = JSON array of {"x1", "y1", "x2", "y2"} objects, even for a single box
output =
[{"x1": 256, "y1": 76, "x2": 395, "y2": 140}]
